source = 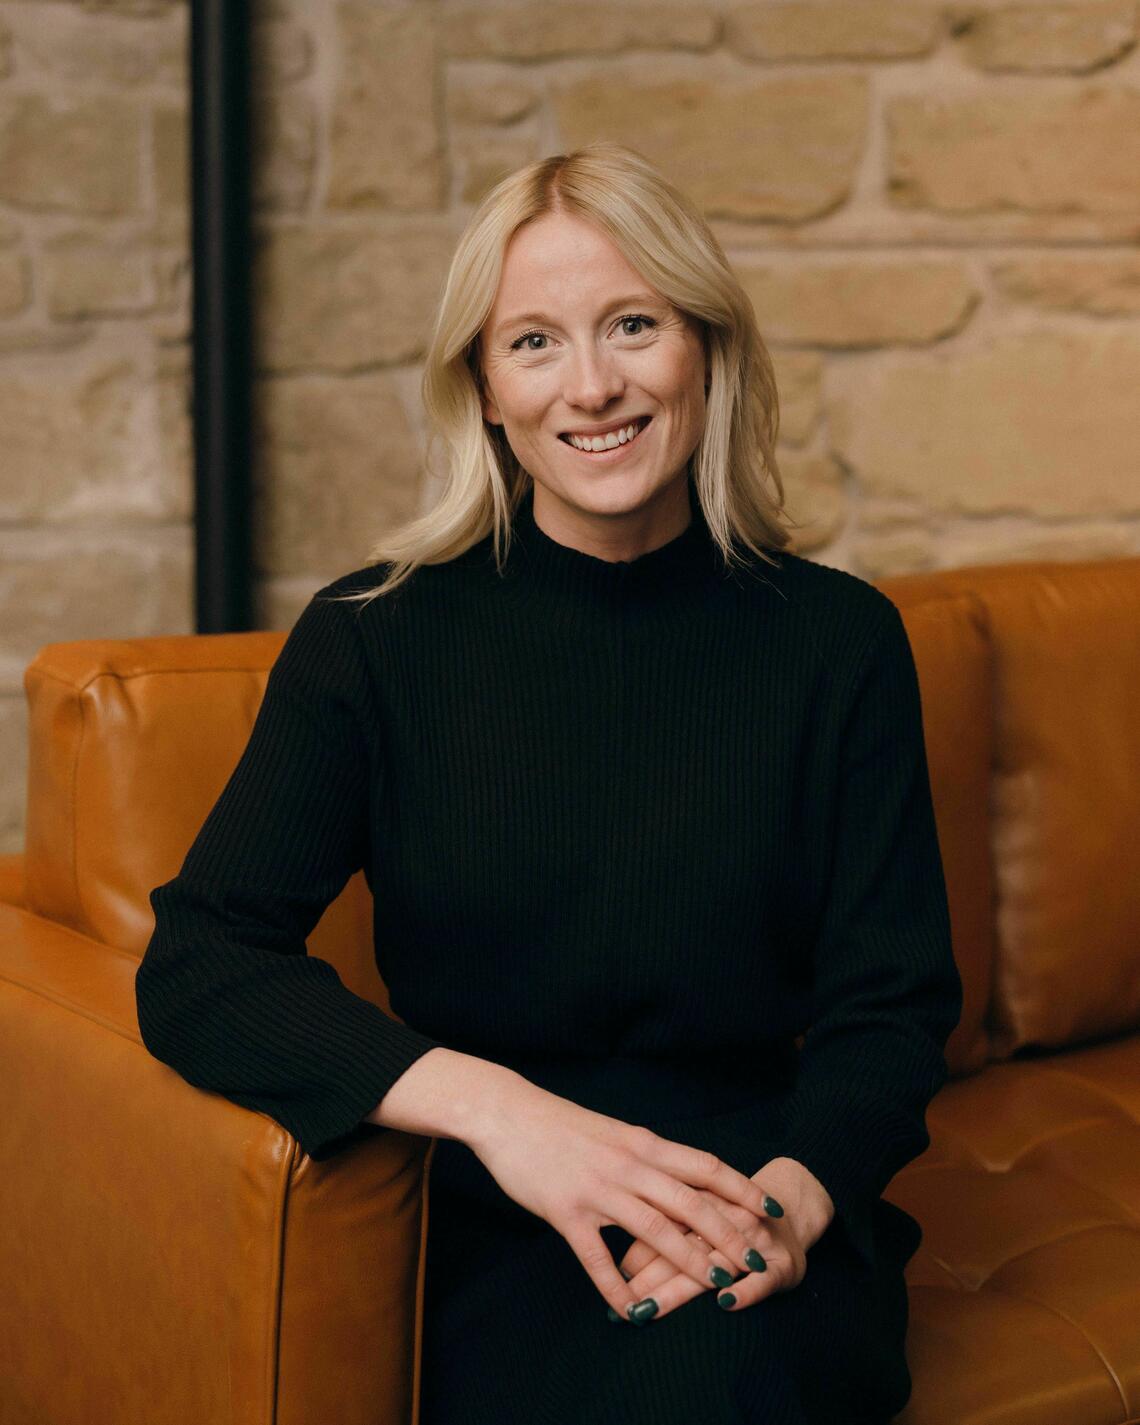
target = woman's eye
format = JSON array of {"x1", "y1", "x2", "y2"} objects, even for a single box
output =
[
  {"x1": 509, "y1": 314, "x2": 657, "y2": 353},
  {"x1": 512, "y1": 330, "x2": 548, "y2": 352}
]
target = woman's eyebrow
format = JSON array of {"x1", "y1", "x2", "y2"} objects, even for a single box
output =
[{"x1": 493, "y1": 293, "x2": 666, "y2": 337}]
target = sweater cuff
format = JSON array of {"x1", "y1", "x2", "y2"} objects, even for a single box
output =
[
  {"x1": 244, "y1": 1008, "x2": 445, "y2": 1162},
  {"x1": 644, "y1": 1098, "x2": 881, "y2": 1274},
  {"x1": 774, "y1": 1081, "x2": 929, "y2": 1275}
]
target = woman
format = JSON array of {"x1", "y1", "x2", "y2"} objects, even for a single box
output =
[{"x1": 136, "y1": 142, "x2": 963, "y2": 1424}]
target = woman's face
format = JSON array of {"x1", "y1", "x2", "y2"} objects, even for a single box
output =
[{"x1": 479, "y1": 210, "x2": 710, "y2": 552}]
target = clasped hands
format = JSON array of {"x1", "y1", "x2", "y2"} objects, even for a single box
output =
[
  {"x1": 468, "y1": 1072, "x2": 836, "y2": 1329},
  {"x1": 612, "y1": 1154, "x2": 834, "y2": 1325}
]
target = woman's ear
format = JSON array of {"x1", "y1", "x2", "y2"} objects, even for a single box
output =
[
  {"x1": 483, "y1": 390, "x2": 503, "y2": 426},
  {"x1": 477, "y1": 355, "x2": 503, "y2": 426}
]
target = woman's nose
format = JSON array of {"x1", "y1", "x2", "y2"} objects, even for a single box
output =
[{"x1": 563, "y1": 345, "x2": 624, "y2": 411}]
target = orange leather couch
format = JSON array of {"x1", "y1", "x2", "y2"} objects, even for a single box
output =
[{"x1": 3, "y1": 553, "x2": 1139, "y2": 1425}]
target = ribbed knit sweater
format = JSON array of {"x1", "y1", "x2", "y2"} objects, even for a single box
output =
[{"x1": 135, "y1": 476, "x2": 962, "y2": 1278}]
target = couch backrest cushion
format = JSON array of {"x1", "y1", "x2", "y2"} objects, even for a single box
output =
[
  {"x1": 880, "y1": 556, "x2": 1140, "y2": 1058},
  {"x1": 21, "y1": 632, "x2": 390, "y2": 1013},
  {"x1": 884, "y1": 590, "x2": 997, "y2": 1078}
]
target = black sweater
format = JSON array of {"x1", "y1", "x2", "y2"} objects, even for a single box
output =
[{"x1": 135, "y1": 477, "x2": 962, "y2": 1276}]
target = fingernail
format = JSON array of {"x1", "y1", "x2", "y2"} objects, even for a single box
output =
[
  {"x1": 717, "y1": 1292, "x2": 736, "y2": 1310},
  {"x1": 606, "y1": 1306, "x2": 622, "y2": 1323},
  {"x1": 763, "y1": 1195, "x2": 784, "y2": 1218},
  {"x1": 745, "y1": 1249, "x2": 767, "y2": 1272},
  {"x1": 628, "y1": 1298, "x2": 658, "y2": 1324},
  {"x1": 709, "y1": 1265, "x2": 734, "y2": 1287}
]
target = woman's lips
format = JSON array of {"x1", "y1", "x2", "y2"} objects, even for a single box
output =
[{"x1": 558, "y1": 417, "x2": 652, "y2": 460}]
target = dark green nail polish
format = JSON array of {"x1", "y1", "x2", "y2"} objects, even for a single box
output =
[
  {"x1": 709, "y1": 1265, "x2": 734, "y2": 1288},
  {"x1": 745, "y1": 1248, "x2": 767, "y2": 1272},
  {"x1": 763, "y1": 1195, "x2": 784, "y2": 1218},
  {"x1": 629, "y1": 1298, "x2": 658, "y2": 1324},
  {"x1": 607, "y1": 1306, "x2": 622, "y2": 1322},
  {"x1": 717, "y1": 1292, "x2": 736, "y2": 1310}
]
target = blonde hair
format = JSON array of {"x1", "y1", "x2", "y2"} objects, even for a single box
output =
[{"x1": 329, "y1": 141, "x2": 796, "y2": 607}]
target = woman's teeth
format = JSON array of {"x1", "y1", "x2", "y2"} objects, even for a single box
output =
[{"x1": 563, "y1": 418, "x2": 648, "y2": 453}]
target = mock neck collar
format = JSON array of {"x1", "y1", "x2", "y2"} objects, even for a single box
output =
[{"x1": 501, "y1": 476, "x2": 725, "y2": 616}]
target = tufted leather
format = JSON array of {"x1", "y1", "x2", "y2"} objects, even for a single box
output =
[{"x1": 2, "y1": 551, "x2": 1139, "y2": 1424}]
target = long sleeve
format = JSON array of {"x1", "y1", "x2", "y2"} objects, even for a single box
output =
[
  {"x1": 135, "y1": 585, "x2": 446, "y2": 1160},
  {"x1": 774, "y1": 599, "x2": 962, "y2": 1271},
  {"x1": 660, "y1": 598, "x2": 963, "y2": 1275}
]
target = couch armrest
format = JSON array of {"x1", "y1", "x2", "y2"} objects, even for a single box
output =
[
  {"x1": 0, "y1": 901, "x2": 432, "y2": 1425},
  {"x1": 0, "y1": 851, "x2": 24, "y2": 907}
]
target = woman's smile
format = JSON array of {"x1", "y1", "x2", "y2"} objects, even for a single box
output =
[{"x1": 558, "y1": 416, "x2": 652, "y2": 461}]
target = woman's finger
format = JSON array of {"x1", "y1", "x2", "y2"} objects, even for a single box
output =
[
  {"x1": 613, "y1": 1196, "x2": 805, "y2": 1324},
  {"x1": 562, "y1": 1217, "x2": 645, "y2": 1323},
  {"x1": 628, "y1": 1161, "x2": 779, "y2": 1283},
  {"x1": 615, "y1": 1258, "x2": 711, "y2": 1323},
  {"x1": 617, "y1": 1188, "x2": 755, "y2": 1281},
  {"x1": 615, "y1": 1229, "x2": 749, "y2": 1325},
  {"x1": 714, "y1": 1236, "x2": 807, "y2": 1314},
  {"x1": 608, "y1": 1185, "x2": 740, "y2": 1295}
]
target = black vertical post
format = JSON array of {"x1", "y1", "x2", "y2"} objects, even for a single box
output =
[{"x1": 190, "y1": 0, "x2": 253, "y2": 633}]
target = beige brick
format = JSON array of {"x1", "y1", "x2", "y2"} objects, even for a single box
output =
[
  {"x1": 857, "y1": 499, "x2": 930, "y2": 533},
  {"x1": 0, "y1": 328, "x2": 88, "y2": 355},
  {"x1": 43, "y1": 234, "x2": 154, "y2": 318},
  {"x1": 991, "y1": 253, "x2": 1140, "y2": 315},
  {"x1": 154, "y1": 247, "x2": 191, "y2": 313},
  {"x1": 4, "y1": 5, "x2": 187, "y2": 86},
  {"x1": 253, "y1": 373, "x2": 423, "y2": 575},
  {"x1": 456, "y1": 130, "x2": 542, "y2": 205},
  {"x1": 829, "y1": 328, "x2": 1140, "y2": 516},
  {"x1": 0, "y1": 530, "x2": 191, "y2": 696},
  {"x1": 446, "y1": 76, "x2": 539, "y2": 127},
  {"x1": 0, "y1": 355, "x2": 183, "y2": 521},
  {"x1": 740, "y1": 258, "x2": 979, "y2": 347},
  {"x1": 0, "y1": 93, "x2": 141, "y2": 216},
  {"x1": 153, "y1": 102, "x2": 188, "y2": 213},
  {"x1": 554, "y1": 70, "x2": 869, "y2": 222},
  {"x1": 887, "y1": 86, "x2": 1140, "y2": 216},
  {"x1": 253, "y1": 88, "x2": 316, "y2": 213},
  {"x1": 253, "y1": 224, "x2": 455, "y2": 372},
  {"x1": 253, "y1": 18, "x2": 313, "y2": 85},
  {"x1": 58, "y1": 0, "x2": 184, "y2": 16},
  {"x1": 951, "y1": 2, "x2": 1136, "y2": 73},
  {"x1": 0, "y1": 697, "x2": 28, "y2": 853},
  {"x1": 0, "y1": 250, "x2": 29, "y2": 316},
  {"x1": 770, "y1": 349, "x2": 823, "y2": 447},
  {"x1": 943, "y1": 525, "x2": 1139, "y2": 568},
  {"x1": 157, "y1": 350, "x2": 192, "y2": 514},
  {"x1": 442, "y1": 2, "x2": 715, "y2": 59},
  {"x1": 328, "y1": 2, "x2": 444, "y2": 212},
  {"x1": 777, "y1": 448, "x2": 847, "y2": 553},
  {"x1": 853, "y1": 532, "x2": 937, "y2": 580},
  {"x1": 726, "y1": 1, "x2": 940, "y2": 59}
]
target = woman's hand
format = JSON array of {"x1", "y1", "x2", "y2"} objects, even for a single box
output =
[
  {"x1": 464, "y1": 1073, "x2": 787, "y2": 1324},
  {"x1": 613, "y1": 1157, "x2": 836, "y2": 1323}
]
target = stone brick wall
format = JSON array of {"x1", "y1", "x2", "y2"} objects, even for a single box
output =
[{"x1": 2, "y1": 0, "x2": 1138, "y2": 853}]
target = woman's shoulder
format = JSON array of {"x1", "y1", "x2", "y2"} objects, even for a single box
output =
[
  {"x1": 734, "y1": 544, "x2": 900, "y2": 635},
  {"x1": 313, "y1": 552, "x2": 475, "y2": 618}
]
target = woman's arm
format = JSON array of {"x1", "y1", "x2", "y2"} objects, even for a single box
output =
[
  {"x1": 365, "y1": 1045, "x2": 524, "y2": 1141},
  {"x1": 135, "y1": 583, "x2": 449, "y2": 1160},
  {"x1": 773, "y1": 598, "x2": 964, "y2": 1271},
  {"x1": 651, "y1": 598, "x2": 963, "y2": 1275}
]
